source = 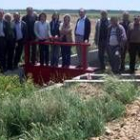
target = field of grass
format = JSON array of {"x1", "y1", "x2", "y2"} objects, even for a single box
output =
[{"x1": 0, "y1": 75, "x2": 139, "y2": 139}]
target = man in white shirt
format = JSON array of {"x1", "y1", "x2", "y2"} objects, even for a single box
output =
[
  {"x1": 107, "y1": 16, "x2": 127, "y2": 74},
  {"x1": 75, "y1": 8, "x2": 91, "y2": 68}
]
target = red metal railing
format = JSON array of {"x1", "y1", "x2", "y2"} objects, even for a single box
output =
[{"x1": 24, "y1": 40, "x2": 90, "y2": 70}]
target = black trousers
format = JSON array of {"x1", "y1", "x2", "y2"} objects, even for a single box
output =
[
  {"x1": 39, "y1": 40, "x2": 49, "y2": 65},
  {"x1": 14, "y1": 39, "x2": 24, "y2": 67},
  {"x1": 5, "y1": 39, "x2": 15, "y2": 70},
  {"x1": 0, "y1": 37, "x2": 6, "y2": 71},
  {"x1": 61, "y1": 37, "x2": 71, "y2": 67},
  {"x1": 120, "y1": 43, "x2": 128, "y2": 71},
  {"x1": 129, "y1": 43, "x2": 140, "y2": 73},
  {"x1": 98, "y1": 40, "x2": 107, "y2": 70}
]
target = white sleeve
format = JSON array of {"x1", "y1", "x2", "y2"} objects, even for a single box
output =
[{"x1": 122, "y1": 26, "x2": 127, "y2": 41}]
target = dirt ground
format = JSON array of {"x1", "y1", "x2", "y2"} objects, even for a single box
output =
[
  {"x1": 91, "y1": 97, "x2": 140, "y2": 140},
  {"x1": 72, "y1": 83, "x2": 140, "y2": 140}
]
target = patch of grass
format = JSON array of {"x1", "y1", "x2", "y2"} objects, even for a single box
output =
[
  {"x1": 104, "y1": 76, "x2": 138, "y2": 104},
  {"x1": 0, "y1": 75, "x2": 139, "y2": 139}
]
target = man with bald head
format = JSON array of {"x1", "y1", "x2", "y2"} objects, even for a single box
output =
[
  {"x1": 22, "y1": 7, "x2": 38, "y2": 65},
  {"x1": 75, "y1": 8, "x2": 91, "y2": 68}
]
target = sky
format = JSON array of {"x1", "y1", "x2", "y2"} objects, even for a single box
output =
[{"x1": 1, "y1": 0, "x2": 140, "y2": 11}]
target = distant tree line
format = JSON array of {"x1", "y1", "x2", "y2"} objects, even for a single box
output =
[{"x1": 4, "y1": 9, "x2": 140, "y2": 15}]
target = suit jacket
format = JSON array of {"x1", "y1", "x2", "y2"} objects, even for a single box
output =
[
  {"x1": 13, "y1": 21, "x2": 27, "y2": 42},
  {"x1": 50, "y1": 20, "x2": 61, "y2": 37},
  {"x1": 22, "y1": 15, "x2": 38, "y2": 40},
  {"x1": 0, "y1": 20, "x2": 8, "y2": 38},
  {"x1": 94, "y1": 18, "x2": 110, "y2": 45},
  {"x1": 75, "y1": 17, "x2": 91, "y2": 41}
]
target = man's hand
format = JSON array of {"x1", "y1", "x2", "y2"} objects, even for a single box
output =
[{"x1": 84, "y1": 40, "x2": 88, "y2": 43}]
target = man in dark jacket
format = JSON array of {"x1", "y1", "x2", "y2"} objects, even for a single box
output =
[
  {"x1": 4, "y1": 13, "x2": 15, "y2": 70},
  {"x1": 75, "y1": 8, "x2": 91, "y2": 68},
  {"x1": 120, "y1": 12, "x2": 130, "y2": 71},
  {"x1": 13, "y1": 12, "x2": 27, "y2": 68},
  {"x1": 0, "y1": 9, "x2": 8, "y2": 72},
  {"x1": 94, "y1": 10, "x2": 110, "y2": 71},
  {"x1": 22, "y1": 7, "x2": 38, "y2": 65},
  {"x1": 128, "y1": 15, "x2": 140, "y2": 74},
  {"x1": 50, "y1": 12, "x2": 61, "y2": 66}
]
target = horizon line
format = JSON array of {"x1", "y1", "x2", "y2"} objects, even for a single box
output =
[{"x1": 3, "y1": 8, "x2": 140, "y2": 12}]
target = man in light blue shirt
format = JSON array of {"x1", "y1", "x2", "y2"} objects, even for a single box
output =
[
  {"x1": 13, "y1": 12, "x2": 27, "y2": 68},
  {"x1": 15, "y1": 21, "x2": 23, "y2": 41}
]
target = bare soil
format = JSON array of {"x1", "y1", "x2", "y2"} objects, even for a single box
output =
[{"x1": 91, "y1": 97, "x2": 140, "y2": 140}]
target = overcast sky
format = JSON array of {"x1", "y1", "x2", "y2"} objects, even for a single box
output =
[{"x1": 1, "y1": 0, "x2": 140, "y2": 10}]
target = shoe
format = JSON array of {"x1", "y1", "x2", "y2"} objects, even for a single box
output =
[
  {"x1": 129, "y1": 70, "x2": 135, "y2": 74},
  {"x1": 62, "y1": 65, "x2": 69, "y2": 68},
  {"x1": 76, "y1": 65, "x2": 82, "y2": 68}
]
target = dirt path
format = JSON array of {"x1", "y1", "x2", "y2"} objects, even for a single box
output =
[{"x1": 91, "y1": 97, "x2": 140, "y2": 140}]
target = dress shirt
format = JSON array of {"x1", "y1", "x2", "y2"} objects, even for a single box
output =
[
  {"x1": 109, "y1": 27, "x2": 119, "y2": 46},
  {"x1": 15, "y1": 21, "x2": 23, "y2": 41},
  {"x1": 34, "y1": 21, "x2": 51, "y2": 40},
  {"x1": 0, "y1": 20, "x2": 5, "y2": 37},
  {"x1": 75, "y1": 16, "x2": 86, "y2": 36}
]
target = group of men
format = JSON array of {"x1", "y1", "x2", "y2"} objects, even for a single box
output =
[
  {"x1": 95, "y1": 11, "x2": 140, "y2": 74},
  {"x1": 0, "y1": 7, "x2": 140, "y2": 74},
  {"x1": 0, "y1": 7, "x2": 91, "y2": 72},
  {"x1": 0, "y1": 7, "x2": 37, "y2": 72}
]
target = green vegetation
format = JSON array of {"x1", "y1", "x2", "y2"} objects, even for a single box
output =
[{"x1": 0, "y1": 75, "x2": 139, "y2": 139}]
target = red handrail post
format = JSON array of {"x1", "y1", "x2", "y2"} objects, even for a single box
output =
[
  {"x1": 25, "y1": 42, "x2": 30, "y2": 65},
  {"x1": 82, "y1": 44, "x2": 87, "y2": 70}
]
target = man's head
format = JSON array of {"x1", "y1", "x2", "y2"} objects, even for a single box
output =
[
  {"x1": 13, "y1": 12, "x2": 20, "y2": 22},
  {"x1": 39, "y1": 12, "x2": 47, "y2": 22},
  {"x1": 134, "y1": 15, "x2": 140, "y2": 25},
  {"x1": 63, "y1": 14, "x2": 71, "y2": 25},
  {"x1": 52, "y1": 11, "x2": 59, "y2": 20},
  {"x1": 0, "y1": 9, "x2": 4, "y2": 20},
  {"x1": 101, "y1": 10, "x2": 108, "y2": 19},
  {"x1": 110, "y1": 16, "x2": 119, "y2": 26},
  {"x1": 79, "y1": 8, "x2": 86, "y2": 18},
  {"x1": 122, "y1": 11, "x2": 129, "y2": 21},
  {"x1": 26, "y1": 7, "x2": 33, "y2": 16},
  {"x1": 4, "y1": 13, "x2": 12, "y2": 22}
]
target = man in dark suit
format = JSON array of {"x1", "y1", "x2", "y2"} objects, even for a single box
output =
[
  {"x1": 0, "y1": 9, "x2": 8, "y2": 72},
  {"x1": 4, "y1": 13, "x2": 15, "y2": 70},
  {"x1": 22, "y1": 7, "x2": 38, "y2": 65},
  {"x1": 50, "y1": 12, "x2": 61, "y2": 66},
  {"x1": 120, "y1": 12, "x2": 130, "y2": 71},
  {"x1": 13, "y1": 12, "x2": 27, "y2": 68},
  {"x1": 75, "y1": 8, "x2": 91, "y2": 68}
]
